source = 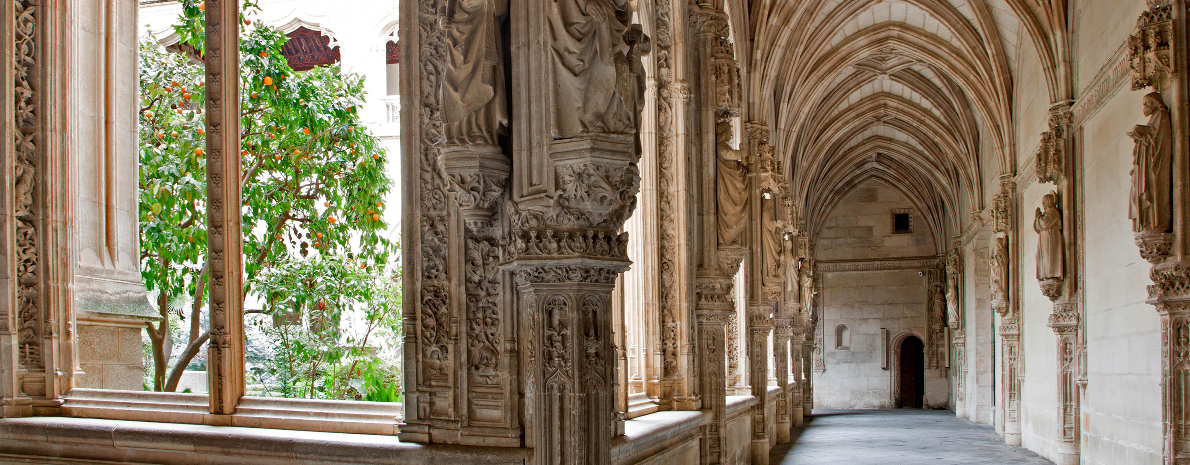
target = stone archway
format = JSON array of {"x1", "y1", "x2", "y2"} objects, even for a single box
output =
[{"x1": 889, "y1": 331, "x2": 926, "y2": 408}]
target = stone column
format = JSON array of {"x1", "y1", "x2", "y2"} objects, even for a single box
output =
[
  {"x1": 438, "y1": 145, "x2": 518, "y2": 446},
  {"x1": 695, "y1": 266, "x2": 737, "y2": 464},
  {"x1": 1000, "y1": 317, "x2": 1022, "y2": 445},
  {"x1": 1037, "y1": 101, "x2": 1081, "y2": 465},
  {"x1": 991, "y1": 177, "x2": 1021, "y2": 445},
  {"x1": 1127, "y1": 5, "x2": 1189, "y2": 462},
  {"x1": 204, "y1": 0, "x2": 246, "y2": 416},
  {"x1": 1049, "y1": 303, "x2": 1080, "y2": 465},
  {"x1": 773, "y1": 317, "x2": 793, "y2": 443},
  {"x1": 789, "y1": 322, "x2": 805, "y2": 427},
  {"x1": 747, "y1": 304, "x2": 773, "y2": 465},
  {"x1": 510, "y1": 134, "x2": 639, "y2": 465}
]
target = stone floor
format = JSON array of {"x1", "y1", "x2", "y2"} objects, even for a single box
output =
[{"x1": 769, "y1": 409, "x2": 1053, "y2": 464}]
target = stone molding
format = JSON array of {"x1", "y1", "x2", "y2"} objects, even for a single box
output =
[
  {"x1": 1071, "y1": 42, "x2": 1131, "y2": 129},
  {"x1": 815, "y1": 257, "x2": 939, "y2": 273}
]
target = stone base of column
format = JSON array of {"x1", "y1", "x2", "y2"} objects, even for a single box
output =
[{"x1": 750, "y1": 438, "x2": 770, "y2": 465}]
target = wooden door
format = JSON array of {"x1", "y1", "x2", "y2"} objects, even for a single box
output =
[{"x1": 899, "y1": 336, "x2": 924, "y2": 408}]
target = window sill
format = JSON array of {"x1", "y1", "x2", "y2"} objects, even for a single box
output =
[
  {"x1": 63, "y1": 389, "x2": 403, "y2": 436},
  {"x1": 0, "y1": 416, "x2": 525, "y2": 465},
  {"x1": 612, "y1": 410, "x2": 710, "y2": 464}
]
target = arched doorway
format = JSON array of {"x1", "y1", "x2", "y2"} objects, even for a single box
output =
[{"x1": 898, "y1": 336, "x2": 924, "y2": 408}]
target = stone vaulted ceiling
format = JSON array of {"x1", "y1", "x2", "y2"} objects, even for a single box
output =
[{"x1": 738, "y1": 0, "x2": 1071, "y2": 251}]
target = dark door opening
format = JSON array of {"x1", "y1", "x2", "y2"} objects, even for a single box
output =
[{"x1": 899, "y1": 336, "x2": 925, "y2": 408}]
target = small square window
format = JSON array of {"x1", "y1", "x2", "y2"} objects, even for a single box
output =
[{"x1": 892, "y1": 210, "x2": 912, "y2": 234}]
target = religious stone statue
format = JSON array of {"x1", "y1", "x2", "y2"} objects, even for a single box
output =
[
  {"x1": 1128, "y1": 92, "x2": 1172, "y2": 234},
  {"x1": 990, "y1": 235, "x2": 1009, "y2": 309},
  {"x1": 933, "y1": 286, "x2": 946, "y2": 329},
  {"x1": 547, "y1": 0, "x2": 635, "y2": 138},
  {"x1": 801, "y1": 270, "x2": 814, "y2": 313},
  {"x1": 442, "y1": 0, "x2": 509, "y2": 146},
  {"x1": 946, "y1": 273, "x2": 959, "y2": 329},
  {"x1": 1034, "y1": 191, "x2": 1064, "y2": 281},
  {"x1": 762, "y1": 198, "x2": 781, "y2": 279},
  {"x1": 785, "y1": 258, "x2": 801, "y2": 307},
  {"x1": 617, "y1": 25, "x2": 650, "y2": 158},
  {"x1": 716, "y1": 120, "x2": 748, "y2": 247}
]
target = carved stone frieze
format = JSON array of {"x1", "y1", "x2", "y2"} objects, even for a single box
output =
[
  {"x1": 1129, "y1": 2, "x2": 1175, "y2": 91},
  {"x1": 13, "y1": 0, "x2": 42, "y2": 372}
]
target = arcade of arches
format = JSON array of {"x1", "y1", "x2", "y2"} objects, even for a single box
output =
[{"x1": 0, "y1": 0, "x2": 1188, "y2": 464}]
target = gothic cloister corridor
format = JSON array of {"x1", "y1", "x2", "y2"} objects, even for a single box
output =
[
  {"x1": 770, "y1": 410, "x2": 1050, "y2": 465},
  {"x1": 0, "y1": 0, "x2": 1188, "y2": 463}
]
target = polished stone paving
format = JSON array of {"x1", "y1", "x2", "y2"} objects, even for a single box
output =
[{"x1": 770, "y1": 409, "x2": 1053, "y2": 464}]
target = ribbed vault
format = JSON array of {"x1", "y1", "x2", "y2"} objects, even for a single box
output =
[{"x1": 743, "y1": 0, "x2": 1070, "y2": 252}]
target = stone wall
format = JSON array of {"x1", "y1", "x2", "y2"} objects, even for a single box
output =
[{"x1": 813, "y1": 180, "x2": 946, "y2": 409}]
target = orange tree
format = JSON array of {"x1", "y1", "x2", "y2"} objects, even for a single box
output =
[{"x1": 138, "y1": 0, "x2": 398, "y2": 396}]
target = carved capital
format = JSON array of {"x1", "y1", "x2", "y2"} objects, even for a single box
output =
[
  {"x1": 438, "y1": 145, "x2": 510, "y2": 228},
  {"x1": 512, "y1": 134, "x2": 639, "y2": 232},
  {"x1": 1148, "y1": 262, "x2": 1190, "y2": 305},
  {"x1": 1048, "y1": 303, "x2": 1081, "y2": 334},
  {"x1": 696, "y1": 276, "x2": 736, "y2": 313},
  {"x1": 1136, "y1": 232, "x2": 1174, "y2": 265},
  {"x1": 689, "y1": 7, "x2": 729, "y2": 39},
  {"x1": 717, "y1": 246, "x2": 746, "y2": 275},
  {"x1": 512, "y1": 264, "x2": 626, "y2": 287}
]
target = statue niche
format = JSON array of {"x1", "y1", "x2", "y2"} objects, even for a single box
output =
[
  {"x1": 547, "y1": 0, "x2": 636, "y2": 138},
  {"x1": 1129, "y1": 92, "x2": 1173, "y2": 263},
  {"x1": 1034, "y1": 191, "x2": 1064, "y2": 301},
  {"x1": 442, "y1": 0, "x2": 509, "y2": 146},
  {"x1": 990, "y1": 235, "x2": 1009, "y2": 315},
  {"x1": 717, "y1": 120, "x2": 748, "y2": 247}
]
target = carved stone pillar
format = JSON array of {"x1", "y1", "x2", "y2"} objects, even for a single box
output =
[
  {"x1": 747, "y1": 305, "x2": 773, "y2": 465},
  {"x1": 991, "y1": 177, "x2": 1022, "y2": 445},
  {"x1": 1001, "y1": 317, "x2": 1022, "y2": 446},
  {"x1": 1049, "y1": 303, "x2": 1080, "y2": 465},
  {"x1": 1, "y1": 0, "x2": 76, "y2": 416},
  {"x1": 790, "y1": 322, "x2": 805, "y2": 427},
  {"x1": 204, "y1": 0, "x2": 246, "y2": 416},
  {"x1": 511, "y1": 134, "x2": 639, "y2": 465},
  {"x1": 803, "y1": 335, "x2": 815, "y2": 414},
  {"x1": 695, "y1": 270, "x2": 736, "y2": 464},
  {"x1": 953, "y1": 330, "x2": 967, "y2": 417},
  {"x1": 773, "y1": 317, "x2": 793, "y2": 443},
  {"x1": 438, "y1": 145, "x2": 518, "y2": 445}
]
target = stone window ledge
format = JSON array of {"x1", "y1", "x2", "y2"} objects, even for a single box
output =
[
  {"x1": 62, "y1": 389, "x2": 403, "y2": 436},
  {"x1": 612, "y1": 410, "x2": 710, "y2": 464},
  {"x1": 725, "y1": 395, "x2": 758, "y2": 419},
  {"x1": 0, "y1": 409, "x2": 717, "y2": 464},
  {"x1": 0, "y1": 417, "x2": 524, "y2": 465}
]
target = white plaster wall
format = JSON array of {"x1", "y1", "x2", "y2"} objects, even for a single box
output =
[{"x1": 1073, "y1": 1, "x2": 1162, "y2": 463}]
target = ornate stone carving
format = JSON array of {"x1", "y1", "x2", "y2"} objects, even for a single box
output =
[
  {"x1": 991, "y1": 179, "x2": 1015, "y2": 234},
  {"x1": 991, "y1": 235, "x2": 1010, "y2": 316},
  {"x1": 1036, "y1": 108, "x2": 1071, "y2": 184},
  {"x1": 1050, "y1": 302, "x2": 1081, "y2": 449},
  {"x1": 946, "y1": 250, "x2": 961, "y2": 330},
  {"x1": 547, "y1": 0, "x2": 636, "y2": 138},
  {"x1": 14, "y1": 0, "x2": 42, "y2": 371},
  {"x1": 1129, "y1": 2, "x2": 1174, "y2": 91},
  {"x1": 442, "y1": 0, "x2": 508, "y2": 146},
  {"x1": 1129, "y1": 92, "x2": 1173, "y2": 264},
  {"x1": 1001, "y1": 318, "x2": 1023, "y2": 445},
  {"x1": 1035, "y1": 191, "x2": 1064, "y2": 301}
]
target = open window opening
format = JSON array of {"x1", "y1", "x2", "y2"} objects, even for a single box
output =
[{"x1": 75, "y1": 1, "x2": 404, "y2": 430}]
